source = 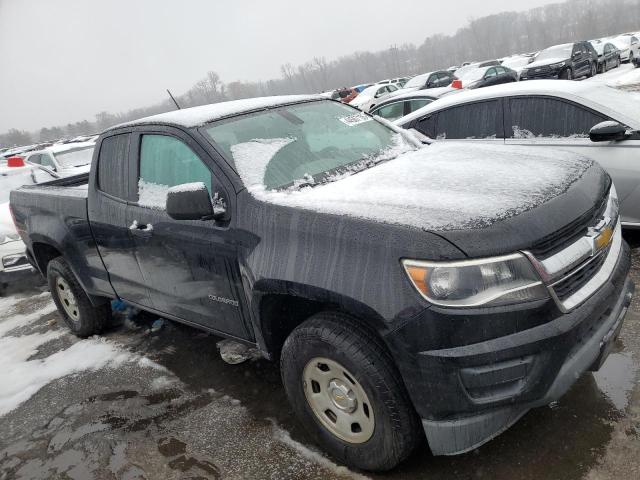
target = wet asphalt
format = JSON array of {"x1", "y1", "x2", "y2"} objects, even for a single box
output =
[{"x1": 0, "y1": 232, "x2": 639, "y2": 480}]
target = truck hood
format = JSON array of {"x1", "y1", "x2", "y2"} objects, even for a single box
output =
[{"x1": 250, "y1": 143, "x2": 605, "y2": 256}]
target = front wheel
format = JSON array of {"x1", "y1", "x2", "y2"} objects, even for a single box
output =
[
  {"x1": 47, "y1": 257, "x2": 111, "y2": 337},
  {"x1": 280, "y1": 312, "x2": 422, "y2": 471},
  {"x1": 560, "y1": 68, "x2": 573, "y2": 80},
  {"x1": 588, "y1": 62, "x2": 597, "y2": 77}
]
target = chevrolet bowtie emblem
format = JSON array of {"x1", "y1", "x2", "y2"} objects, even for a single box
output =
[{"x1": 587, "y1": 218, "x2": 613, "y2": 256}]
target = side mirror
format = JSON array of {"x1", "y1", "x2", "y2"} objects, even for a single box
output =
[
  {"x1": 166, "y1": 182, "x2": 223, "y2": 221},
  {"x1": 589, "y1": 121, "x2": 629, "y2": 142}
]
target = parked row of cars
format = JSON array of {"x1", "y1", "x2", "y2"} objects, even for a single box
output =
[
  {"x1": 323, "y1": 31, "x2": 640, "y2": 121},
  {"x1": 0, "y1": 139, "x2": 96, "y2": 292}
]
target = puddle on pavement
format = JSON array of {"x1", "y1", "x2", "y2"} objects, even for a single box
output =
[{"x1": 592, "y1": 352, "x2": 637, "y2": 410}]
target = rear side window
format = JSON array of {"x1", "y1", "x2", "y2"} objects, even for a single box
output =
[
  {"x1": 374, "y1": 102, "x2": 405, "y2": 121},
  {"x1": 407, "y1": 99, "x2": 433, "y2": 113},
  {"x1": 434, "y1": 101, "x2": 502, "y2": 139},
  {"x1": 138, "y1": 134, "x2": 212, "y2": 209},
  {"x1": 97, "y1": 134, "x2": 130, "y2": 199},
  {"x1": 508, "y1": 97, "x2": 607, "y2": 138}
]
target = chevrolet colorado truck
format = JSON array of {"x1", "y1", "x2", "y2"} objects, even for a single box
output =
[{"x1": 10, "y1": 96, "x2": 634, "y2": 471}]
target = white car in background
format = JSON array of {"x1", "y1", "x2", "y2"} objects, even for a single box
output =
[
  {"x1": 611, "y1": 34, "x2": 640, "y2": 63},
  {"x1": 394, "y1": 80, "x2": 640, "y2": 226},
  {"x1": 23, "y1": 141, "x2": 95, "y2": 182},
  {"x1": 0, "y1": 167, "x2": 37, "y2": 289},
  {"x1": 349, "y1": 83, "x2": 400, "y2": 112}
]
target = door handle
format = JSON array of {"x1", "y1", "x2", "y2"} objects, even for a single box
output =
[{"x1": 129, "y1": 220, "x2": 154, "y2": 237}]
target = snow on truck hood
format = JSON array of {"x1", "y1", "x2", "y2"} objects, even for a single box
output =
[{"x1": 247, "y1": 143, "x2": 594, "y2": 232}]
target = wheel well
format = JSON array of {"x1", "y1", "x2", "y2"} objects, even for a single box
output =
[
  {"x1": 32, "y1": 242, "x2": 62, "y2": 274},
  {"x1": 259, "y1": 294, "x2": 325, "y2": 358}
]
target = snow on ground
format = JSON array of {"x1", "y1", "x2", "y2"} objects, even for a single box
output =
[
  {"x1": 270, "y1": 420, "x2": 371, "y2": 480},
  {"x1": 0, "y1": 294, "x2": 152, "y2": 416},
  {"x1": 586, "y1": 63, "x2": 640, "y2": 88}
]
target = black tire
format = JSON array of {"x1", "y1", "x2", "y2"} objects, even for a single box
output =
[
  {"x1": 280, "y1": 312, "x2": 422, "y2": 471},
  {"x1": 630, "y1": 52, "x2": 634, "y2": 65},
  {"x1": 47, "y1": 256, "x2": 110, "y2": 337},
  {"x1": 560, "y1": 68, "x2": 573, "y2": 80},
  {"x1": 588, "y1": 62, "x2": 596, "y2": 77}
]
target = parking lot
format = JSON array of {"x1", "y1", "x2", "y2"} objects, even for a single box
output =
[
  {"x1": 0, "y1": 230, "x2": 638, "y2": 480},
  {"x1": 2, "y1": 5, "x2": 640, "y2": 477}
]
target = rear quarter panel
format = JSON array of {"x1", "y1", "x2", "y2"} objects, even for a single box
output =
[{"x1": 10, "y1": 185, "x2": 114, "y2": 297}]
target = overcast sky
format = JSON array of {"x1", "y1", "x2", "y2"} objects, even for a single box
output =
[{"x1": 0, "y1": 0, "x2": 558, "y2": 132}]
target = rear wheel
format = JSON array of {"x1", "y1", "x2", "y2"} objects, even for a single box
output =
[
  {"x1": 588, "y1": 62, "x2": 597, "y2": 77},
  {"x1": 280, "y1": 312, "x2": 422, "y2": 471},
  {"x1": 47, "y1": 257, "x2": 111, "y2": 337},
  {"x1": 600, "y1": 60, "x2": 607, "y2": 74}
]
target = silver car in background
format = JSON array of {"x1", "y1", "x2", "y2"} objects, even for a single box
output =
[{"x1": 394, "y1": 80, "x2": 640, "y2": 226}]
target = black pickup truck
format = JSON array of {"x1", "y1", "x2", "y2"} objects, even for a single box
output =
[{"x1": 10, "y1": 96, "x2": 634, "y2": 471}]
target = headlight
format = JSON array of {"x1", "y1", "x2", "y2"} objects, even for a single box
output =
[
  {"x1": 402, "y1": 253, "x2": 548, "y2": 307},
  {"x1": 549, "y1": 61, "x2": 566, "y2": 69},
  {"x1": 0, "y1": 232, "x2": 20, "y2": 245}
]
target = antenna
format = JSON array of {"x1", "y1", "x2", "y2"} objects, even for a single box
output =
[{"x1": 166, "y1": 89, "x2": 181, "y2": 110}]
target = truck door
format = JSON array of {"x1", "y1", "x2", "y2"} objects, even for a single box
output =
[
  {"x1": 88, "y1": 132, "x2": 153, "y2": 306},
  {"x1": 126, "y1": 129, "x2": 251, "y2": 340}
]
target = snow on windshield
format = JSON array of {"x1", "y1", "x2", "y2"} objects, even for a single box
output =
[
  {"x1": 457, "y1": 68, "x2": 485, "y2": 83},
  {"x1": 536, "y1": 45, "x2": 572, "y2": 62},
  {"x1": 403, "y1": 73, "x2": 429, "y2": 89},
  {"x1": 234, "y1": 133, "x2": 415, "y2": 194},
  {"x1": 244, "y1": 143, "x2": 595, "y2": 231},
  {"x1": 54, "y1": 146, "x2": 94, "y2": 168},
  {"x1": 231, "y1": 138, "x2": 296, "y2": 190}
]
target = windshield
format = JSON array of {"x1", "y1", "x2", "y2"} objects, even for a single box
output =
[
  {"x1": 204, "y1": 101, "x2": 411, "y2": 191},
  {"x1": 502, "y1": 56, "x2": 530, "y2": 68},
  {"x1": 457, "y1": 67, "x2": 485, "y2": 82},
  {"x1": 54, "y1": 146, "x2": 94, "y2": 168},
  {"x1": 535, "y1": 44, "x2": 572, "y2": 62},
  {"x1": 403, "y1": 73, "x2": 429, "y2": 89}
]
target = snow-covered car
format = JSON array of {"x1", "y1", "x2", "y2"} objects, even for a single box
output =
[
  {"x1": 394, "y1": 80, "x2": 640, "y2": 226},
  {"x1": 521, "y1": 42, "x2": 598, "y2": 80},
  {"x1": 400, "y1": 70, "x2": 456, "y2": 93},
  {"x1": 369, "y1": 87, "x2": 459, "y2": 121},
  {"x1": 0, "y1": 168, "x2": 35, "y2": 289},
  {"x1": 611, "y1": 34, "x2": 640, "y2": 63},
  {"x1": 23, "y1": 141, "x2": 95, "y2": 182},
  {"x1": 501, "y1": 54, "x2": 535, "y2": 79},
  {"x1": 349, "y1": 83, "x2": 400, "y2": 112},
  {"x1": 589, "y1": 40, "x2": 621, "y2": 73},
  {"x1": 454, "y1": 65, "x2": 518, "y2": 89}
]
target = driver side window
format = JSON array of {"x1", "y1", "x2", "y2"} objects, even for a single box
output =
[{"x1": 138, "y1": 134, "x2": 212, "y2": 210}]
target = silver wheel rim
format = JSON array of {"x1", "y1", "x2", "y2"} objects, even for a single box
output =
[
  {"x1": 303, "y1": 357, "x2": 375, "y2": 444},
  {"x1": 56, "y1": 276, "x2": 79, "y2": 321}
]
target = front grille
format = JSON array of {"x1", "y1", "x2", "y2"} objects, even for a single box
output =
[
  {"x1": 551, "y1": 249, "x2": 609, "y2": 301},
  {"x1": 529, "y1": 190, "x2": 609, "y2": 259},
  {"x1": 525, "y1": 66, "x2": 553, "y2": 78}
]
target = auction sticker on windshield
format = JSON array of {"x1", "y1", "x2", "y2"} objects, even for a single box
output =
[{"x1": 338, "y1": 113, "x2": 372, "y2": 126}]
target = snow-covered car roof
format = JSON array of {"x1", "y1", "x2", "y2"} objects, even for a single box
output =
[
  {"x1": 47, "y1": 141, "x2": 95, "y2": 154},
  {"x1": 394, "y1": 80, "x2": 640, "y2": 129},
  {"x1": 112, "y1": 95, "x2": 323, "y2": 130}
]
